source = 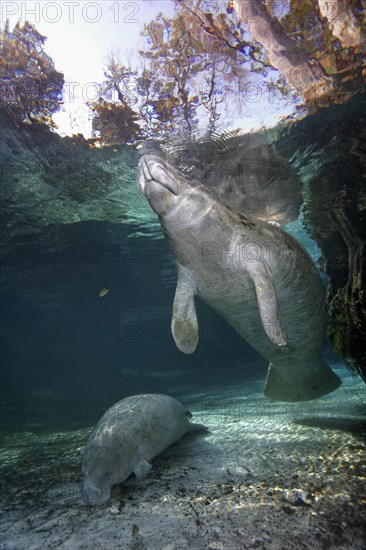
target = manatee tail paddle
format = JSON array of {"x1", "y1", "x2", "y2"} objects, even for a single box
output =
[{"x1": 264, "y1": 359, "x2": 342, "y2": 402}]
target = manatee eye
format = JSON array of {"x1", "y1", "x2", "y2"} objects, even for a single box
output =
[{"x1": 104, "y1": 470, "x2": 112, "y2": 479}]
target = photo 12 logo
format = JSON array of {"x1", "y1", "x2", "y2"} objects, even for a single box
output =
[
  {"x1": 1, "y1": 321, "x2": 141, "y2": 344},
  {"x1": 1, "y1": 2, "x2": 140, "y2": 25}
]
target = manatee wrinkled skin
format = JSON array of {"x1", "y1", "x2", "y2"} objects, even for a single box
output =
[
  {"x1": 138, "y1": 154, "x2": 342, "y2": 402},
  {"x1": 82, "y1": 394, "x2": 206, "y2": 506}
]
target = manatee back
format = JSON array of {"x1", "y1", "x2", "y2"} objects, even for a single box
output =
[
  {"x1": 82, "y1": 394, "x2": 205, "y2": 505},
  {"x1": 87, "y1": 394, "x2": 190, "y2": 463}
]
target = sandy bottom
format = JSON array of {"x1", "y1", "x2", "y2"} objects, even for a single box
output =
[{"x1": 1, "y1": 367, "x2": 365, "y2": 550}]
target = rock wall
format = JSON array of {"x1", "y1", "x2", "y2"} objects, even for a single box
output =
[{"x1": 271, "y1": 93, "x2": 366, "y2": 381}]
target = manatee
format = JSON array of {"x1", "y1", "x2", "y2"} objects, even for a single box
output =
[
  {"x1": 82, "y1": 394, "x2": 206, "y2": 506},
  {"x1": 138, "y1": 154, "x2": 342, "y2": 402},
  {"x1": 165, "y1": 134, "x2": 302, "y2": 225}
]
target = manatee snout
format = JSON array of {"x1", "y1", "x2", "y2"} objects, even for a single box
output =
[
  {"x1": 138, "y1": 154, "x2": 182, "y2": 197},
  {"x1": 83, "y1": 482, "x2": 110, "y2": 506}
]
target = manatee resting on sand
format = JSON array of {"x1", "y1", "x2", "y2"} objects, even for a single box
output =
[
  {"x1": 82, "y1": 394, "x2": 206, "y2": 506},
  {"x1": 138, "y1": 153, "x2": 342, "y2": 402}
]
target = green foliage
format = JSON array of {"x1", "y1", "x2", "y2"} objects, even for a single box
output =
[{"x1": 0, "y1": 20, "x2": 64, "y2": 126}]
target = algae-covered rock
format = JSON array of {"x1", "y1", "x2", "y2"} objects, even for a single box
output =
[{"x1": 304, "y1": 163, "x2": 365, "y2": 377}]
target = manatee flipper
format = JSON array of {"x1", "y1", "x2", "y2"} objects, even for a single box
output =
[
  {"x1": 133, "y1": 459, "x2": 152, "y2": 481},
  {"x1": 247, "y1": 262, "x2": 286, "y2": 346},
  {"x1": 264, "y1": 359, "x2": 342, "y2": 402},
  {"x1": 187, "y1": 422, "x2": 210, "y2": 432},
  {"x1": 171, "y1": 266, "x2": 198, "y2": 354}
]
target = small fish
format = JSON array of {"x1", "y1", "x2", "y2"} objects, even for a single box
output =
[{"x1": 99, "y1": 288, "x2": 109, "y2": 297}]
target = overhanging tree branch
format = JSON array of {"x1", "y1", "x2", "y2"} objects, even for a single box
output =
[
  {"x1": 318, "y1": 0, "x2": 366, "y2": 49},
  {"x1": 232, "y1": 0, "x2": 336, "y2": 105}
]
